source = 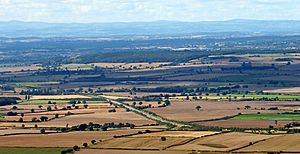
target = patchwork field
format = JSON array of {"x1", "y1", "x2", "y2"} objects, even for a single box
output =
[{"x1": 2, "y1": 35, "x2": 300, "y2": 154}]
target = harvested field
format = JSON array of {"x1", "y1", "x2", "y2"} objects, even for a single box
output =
[
  {"x1": 92, "y1": 137, "x2": 192, "y2": 150},
  {"x1": 77, "y1": 149, "x2": 188, "y2": 154},
  {"x1": 196, "y1": 120, "x2": 297, "y2": 128},
  {"x1": 30, "y1": 95, "x2": 92, "y2": 100},
  {"x1": 0, "y1": 129, "x2": 144, "y2": 147},
  {"x1": 148, "y1": 101, "x2": 282, "y2": 122},
  {"x1": 237, "y1": 134, "x2": 300, "y2": 153},
  {"x1": 134, "y1": 131, "x2": 218, "y2": 138},
  {"x1": 169, "y1": 132, "x2": 278, "y2": 152},
  {"x1": 0, "y1": 64, "x2": 41, "y2": 73},
  {"x1": 0, "y1": 128, "x2": 50, "y2": 136},
  {"x1": 265, "y1": 87, "x2": 300, "y2": 93}
]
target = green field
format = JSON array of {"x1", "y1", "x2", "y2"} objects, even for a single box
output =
[
  {"x1": 231, "y1": 113, "x2": 300, "y2": 120},
  {"x1": 0, "y1": 147, "x2": 66, "y2": 154}
]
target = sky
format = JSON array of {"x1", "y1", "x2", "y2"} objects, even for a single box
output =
[{"x1": 0, "y1": 0, "x2": 299, "y2": 23}]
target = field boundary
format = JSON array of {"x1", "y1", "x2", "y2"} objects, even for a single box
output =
[{"x1": 189, "y1": 114, "x2": 240, "y2": 123}]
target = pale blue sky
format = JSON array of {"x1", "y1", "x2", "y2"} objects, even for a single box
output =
[{"x1": 0, "y1": 0, "x2": 299, "y2": 23}]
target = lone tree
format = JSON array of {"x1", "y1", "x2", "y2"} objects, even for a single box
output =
[
  {"x1": 195, "y1": 106, "x2": 202, "y2": 111},
  {"x1": 47, "y1": 106, "x2": 52, "y2": 111},
  {"x1": 161, "y1": 136, "x2": 167, "y2": 141},
  {"x1": 91, "y1": 140, "x2": 96, "y2": 144},
  {"x1": 164, "y1": 100, "x2": 171, "y2": 106},
  {"x1": 244, "y1": 105, "x2": 251, "y2": 109},
  {"x1": 83, "y1": 143, "x2": 88, "y2": 148},
  {"x1": 40, "y1": 129, "x2": 46, "y2": 134},
  {"x1": 12, "y1": 106, "x2": 18, "y2": 110},
  {"x1": 40, "y1": 116, "x2": 48, "y2": 122},
  {"x1": 73, "y1": 145, "x2": 80, "y2": 151}
]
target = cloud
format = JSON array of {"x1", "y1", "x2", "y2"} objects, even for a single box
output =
[{"x1": 0, "y1": 0, "x2": 299, "y2": 22}]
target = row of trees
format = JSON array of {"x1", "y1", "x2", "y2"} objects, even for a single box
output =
[{"x1": 62, "y1": 122, "x2": 135, "y2": 132}]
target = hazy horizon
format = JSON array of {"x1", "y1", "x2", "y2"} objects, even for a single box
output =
[{"x1": 0, "y1": 0, "x2": 299, "y2": 23}]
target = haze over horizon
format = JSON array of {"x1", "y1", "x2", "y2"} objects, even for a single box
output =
[{"x1": 0, "y1": 0, "x2": 299, "y2": 23}]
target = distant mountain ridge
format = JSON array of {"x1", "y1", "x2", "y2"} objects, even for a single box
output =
[{"x1": 1, "y1": 20, "x2": 300, "y2": 37}]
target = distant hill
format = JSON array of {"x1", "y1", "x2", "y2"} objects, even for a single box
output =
[{"x1": 1, "y1": 20, "x2": 300, "y2": 37}]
